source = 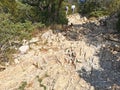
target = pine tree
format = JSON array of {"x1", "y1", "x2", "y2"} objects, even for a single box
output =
[
  {"x1": 21, "y1": 0, "x2": 68, "y2": 25},
  {"x1": 0, "y1": 0, "x2": 17, "y2": 14}
]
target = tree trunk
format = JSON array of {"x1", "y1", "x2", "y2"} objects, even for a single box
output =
[{"x1": 54, "y1": 0, "x2": 64, "y2": 22}]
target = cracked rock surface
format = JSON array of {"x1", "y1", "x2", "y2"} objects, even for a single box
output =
[{"x1": 0, "y1": 13, "x2": 120, "y2": 90}]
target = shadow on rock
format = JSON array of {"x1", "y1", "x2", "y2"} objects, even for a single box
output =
[
  {"x1": 64, "y1": 14, "x2": 120, "y2": 89},
  {"x1": 77, "y1": 46, "x2": 120, "y2": 90},
  {"x1": 53, "y1": 13, "x2": 120, "y2": 89}
]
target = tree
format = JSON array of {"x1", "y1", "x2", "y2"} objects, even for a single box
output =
[
  {"x1": 0, "y1": 0, "x2": 17, "y2": 15},
  {"x1": 21, "y1": 0, "x2": 68, "y2": 25},
  {"x1": 107, "y1": 0, "x2": 120, "y2": 14}
]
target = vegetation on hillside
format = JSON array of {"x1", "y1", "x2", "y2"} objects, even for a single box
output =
[
  {"x1": 0, "y1": 0, "x2": 120, "y2": 65},
  {"x1": 0, "y1": 0, "x2": 68, "y2": 65},
  {"x1": 79, "y1": 0, "x2": 109, "y2": 17},
  {"x1": 0, "y1": 0, "x2": 44, "y2": 65},
  {"x1": 116, "y1": 13, "x2": 120, "y2": 33},
  {"x1": 79, "y1": 0, "x2": 120, "y2": 32},
  {"x1": 108, "y1": 0, "x2": 120, "y2": 32},
  {"x1": 21, "y1": 0, "x2": 68, "y2": 25}
]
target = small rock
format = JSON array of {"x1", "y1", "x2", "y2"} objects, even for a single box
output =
[
  {"x1": 5, "y1": 62, "x2": 9, "y2": 66},
  {"x1": 29, "y1": 37, "x2": 39, "y2": 43},
  {"x1": 112, "y1": 51, "x2": 118, "y2": 54},
  {"x1": 19, "y1": 40, "x2": 29, "y2": 54},
  {"x1": 14, "y1": 59, "x2": 20, "y2": 64},
  {"x1": 19, "y1": 45, "x2": 29, "y2": 54},
  {"x1": 41, "y1": 30, "x2": 53, "y2": 40},
  {"x1": 102, "y1": 44, "x2": 106, "y2": 47}
]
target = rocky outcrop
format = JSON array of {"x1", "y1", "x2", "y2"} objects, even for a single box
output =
[{"x1": 0, "y1": 13, "x2": 120, "y2": 90}]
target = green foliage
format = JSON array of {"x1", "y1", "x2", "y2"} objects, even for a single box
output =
[
  {"x1": 80, "y1": 1, "x2": 99, "y2": 14},
  {"x1": 13, "y1": 1, "x2": 36, "y2": 22},
  {"x1": 0, "y1": 14, "x2": 34, "y2": 44},
  {"x1": 0, "y1": 13, "x2": 44, "y2": 65},
  {"x1": 0, "y1": 0, "x2": 68, "y2": 25},
  {"x1": 0, "y1": 0, "x2": 46, "y2": 65},
  {"x1": 108, "y1": 0, "x2": 120, "y2": 32},
  {"x1": 0, "y1": 0, "x2": 38, "y2": 23},
  {"x1": 18, "y1": 81, "x2": 27, "y2": 90},
  {"x1": 0, "y1": 0, "x2": 17, "y2": 14},
  {"x1": 21, "y1": 0, "x2": 68, "y2": 25},
  {"x1": 0, "y1": 0, "x2": 68, "y2": 65},
  {"x1": 56, "y1": 10, "x2": 68, "y2": 24},
  {"x1": 107, "y1": 0, "x2": 120, "y2": 14},
  {"x1": 79, "y1": 0, "x2": 120, "y2": 17},
  {"x1": 36, "y1": 75, "x2": 49, "y2": 90},
  {"x1": 116, "y1": 13, "x2": 120, "y2": 33},
  {"x1": 79, "y1": 0, "x2": 109, "y2": 17},
  {"x1": 89, "y1": 11, "x2": 108, "y2": 18}
]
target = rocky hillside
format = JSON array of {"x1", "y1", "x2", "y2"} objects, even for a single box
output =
[{"x1": 0, "y1": 13, "x2": 120, "y2": 90}]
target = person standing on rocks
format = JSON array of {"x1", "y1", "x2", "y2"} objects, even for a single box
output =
[
  {"x1": 65, "y1": 6, "x2": 69, "y2": 15},
  {"x1": 71, "y1": 5, "x2": 75, "y2": 13}
]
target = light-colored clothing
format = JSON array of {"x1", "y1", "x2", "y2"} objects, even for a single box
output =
[
  {"x1": 65, "y1": 6, "x2": 69, "y2": 15},
  {"x1": 71, "y1": 5, "x2": 75, "y2": 13}
]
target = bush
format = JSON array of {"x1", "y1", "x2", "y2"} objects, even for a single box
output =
[
  {"x1": 79, "y1": 0, "x2": 108, "y2": 17},
  {"x1": 20, "y1": 0, "x2": 68, "y2": 25},
  {"x1": 13, "y1": 1, "x2": 36, "y2": 23},
  {"x1": 89, "y1": 10, "x2": 108, "y2": 18},
  {"x1": 56, "y1": 10, "x2": 68, "y2": 25},
  {"x1": 0, "y1": 13, "x2": 44, "y2": 65},
  {"x1": 116, "y1": 13, "x2": 120, "y2": 33},
  {"x1": 37, "y1": 6, "x2": 68, "y2": 25}
]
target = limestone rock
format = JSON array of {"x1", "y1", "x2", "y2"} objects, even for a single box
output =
[
  {"x1": 0, "y1": 13, "x2": 120, "y2": 90},
  {"x1": 29, "y1": 37, "x2": 39, "y2": 43},
  {"x1": 19, "y1": 41, "x2": 29, "y2": 54}
]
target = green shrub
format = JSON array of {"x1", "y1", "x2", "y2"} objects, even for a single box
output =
[
  {"x1": 13, "y1": 1, "x2": 37, "y2": 23},
  {"x1": 79, "y1": 0, "x2": 109, "y2": 17},
  {"x1": 18, "y1": 81, "x2": 27, "y2": 90},
  {"x1": 56, "y1": 11, "x2": 68, "y2": 25},
  {"x1": 89, "y1": 10, "x2": 108, "y2": 18},
  {"x1": 0, "y1": 13, "x2": 44, "y2": 65},
  {"x1": 116, "y1": 13, "x2": 120, "y2": 33},
  {"x1": 20, "y1": 0, "x2": 68, "y2": 25},
  {"x1": 37, "y1": 7, "x2": 68, "y2": 25},
  {"x1": 0, "y1": 0, "x2": 17, "y2": 14}
]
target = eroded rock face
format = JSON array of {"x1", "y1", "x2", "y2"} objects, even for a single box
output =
[{"x1": 0, "y1": 13, "x2": 120, "y2": 90}]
